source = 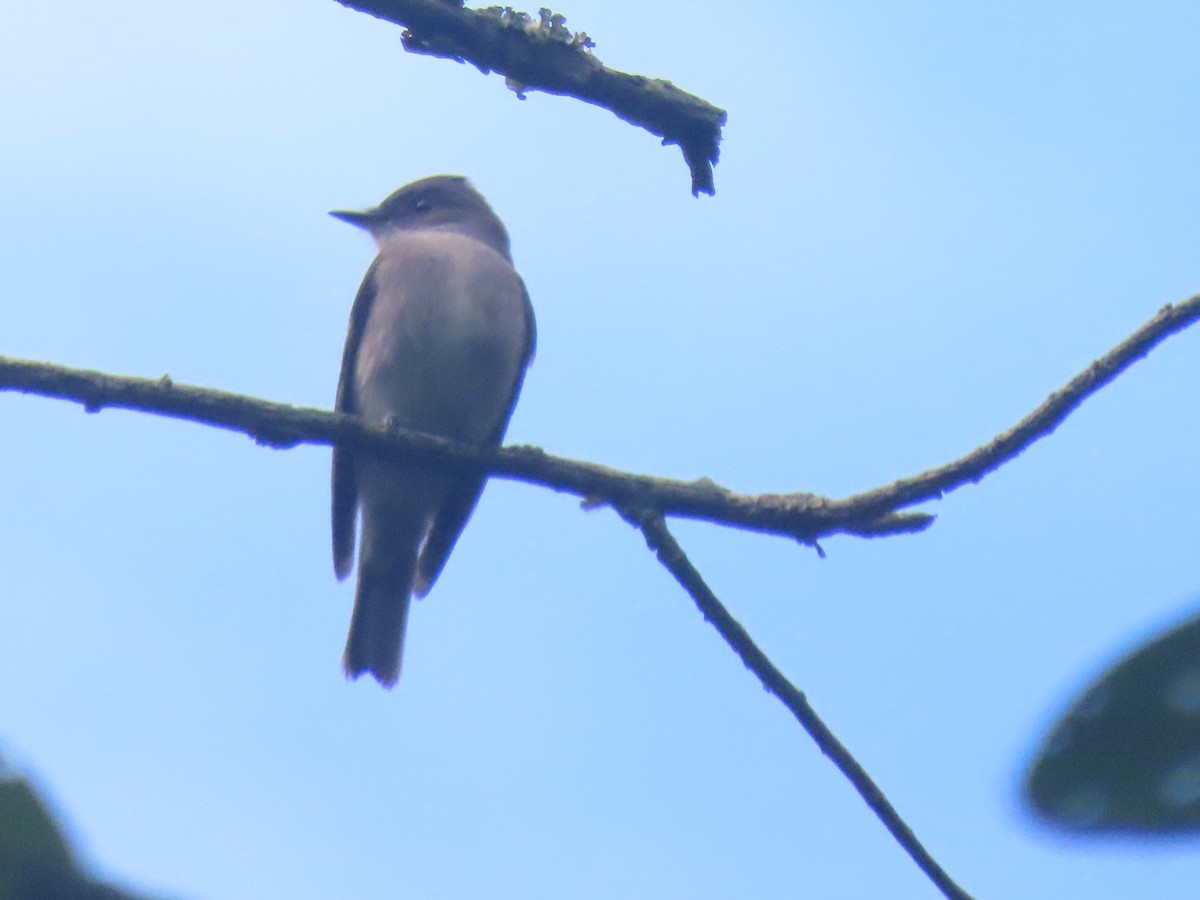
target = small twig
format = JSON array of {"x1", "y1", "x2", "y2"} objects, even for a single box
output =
[
  {"x1": 834, "y1": 294, "x2": 1200, "y2": 520},
  {"x1": 333, "y1": 0, "x2": 727, "y2": 195},
  {"x1": 0, "y1": 355, "x2": 927, "y2": 543},
  {"x1": 619, "y1": 507, "x2": 974, "y2": 900}
]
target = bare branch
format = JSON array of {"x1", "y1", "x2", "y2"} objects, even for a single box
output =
[
  {"x1": 832, "y1": 294, "x2": 1200, "y2": 520},
  {"x1": 620, "y1": 507, "x2": 974, "y2": 900},
  {"x1": 3, "y1": 290, "x2": 1195, "y2": 897},
  {"x1": 333, "y1": 0, "x2": 727, "y2": 195},
  {"x1": 0, "y1": 356, "x2": 927, "y2": 543},
  {"x1": 3, "y1": 294, "x2": 1197, "y2": 546}
]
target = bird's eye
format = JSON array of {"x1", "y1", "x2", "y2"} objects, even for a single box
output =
[{"x1": 414, "y1": 199, "x2": 432, "y2": 213}]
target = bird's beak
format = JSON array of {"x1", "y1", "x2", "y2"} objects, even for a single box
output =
[{"x1": 329, "y1": 208, "x2": 377, "y2": 230}]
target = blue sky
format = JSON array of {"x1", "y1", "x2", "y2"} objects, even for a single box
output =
[{"x1": 2, "y1": 1, "x2": 1199, "y2": 897}]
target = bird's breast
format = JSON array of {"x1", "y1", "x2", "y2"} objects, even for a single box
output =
[{"x1": 353, "y1": 233, "x2": 530, "y2": 443}]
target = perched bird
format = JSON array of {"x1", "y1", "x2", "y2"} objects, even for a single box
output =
[{"x1": 330, "y1": 176, "x2": 536, "y2": 687}]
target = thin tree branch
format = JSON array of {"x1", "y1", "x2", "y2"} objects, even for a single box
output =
[
  {"x1": 832, "y1": 294, "x2": 1200, "y2": 520},
  {"x1": 333, "y1": 0, "x2": 727, "y2": 196},
  {"x1": 619, "y1": 507, "x2": 973, "y2": 900},
  {"x1": 3, "y1": 299, "x2": 1194, "y2": 899},
  {"x1": 0, "y1": 356, "x2": 928, "y2": 543},
  {"x1": 2, "y1": 293, "x2": 1197, "y2": 547}
]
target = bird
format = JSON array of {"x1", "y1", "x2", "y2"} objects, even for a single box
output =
[{"x1": 330, "y1": 176, "x2": 536, "y2": 687}]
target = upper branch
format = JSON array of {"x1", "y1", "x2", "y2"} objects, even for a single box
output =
[{"x1": 333, "y1": 0, "x2": 727, "y2": 195}]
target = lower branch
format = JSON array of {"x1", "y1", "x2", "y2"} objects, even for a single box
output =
[
  {"x1": 5, "y1": 293, "x2": 1195, "y2": 549},
  {"x1": 0, "y1": 355, "x2": 928, "y2": 543},
  {"x1": 620, "y1": 506, "x2": 973, "y2": 900}
]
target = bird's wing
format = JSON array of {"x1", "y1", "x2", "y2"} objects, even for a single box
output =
[
  {"x1": 515, "y1": 274, "x2": 537, "y2": 367},
  {"x1": 331, "y1": 260, "x2": 380, "y2": 580},
  {"x1": 413, "y1": 277, "x2": 536, "y2": 597}
]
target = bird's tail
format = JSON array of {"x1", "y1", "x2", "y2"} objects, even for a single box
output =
[{"x1": 342, "y1": 512, "x2": 423, "y2": 688}]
